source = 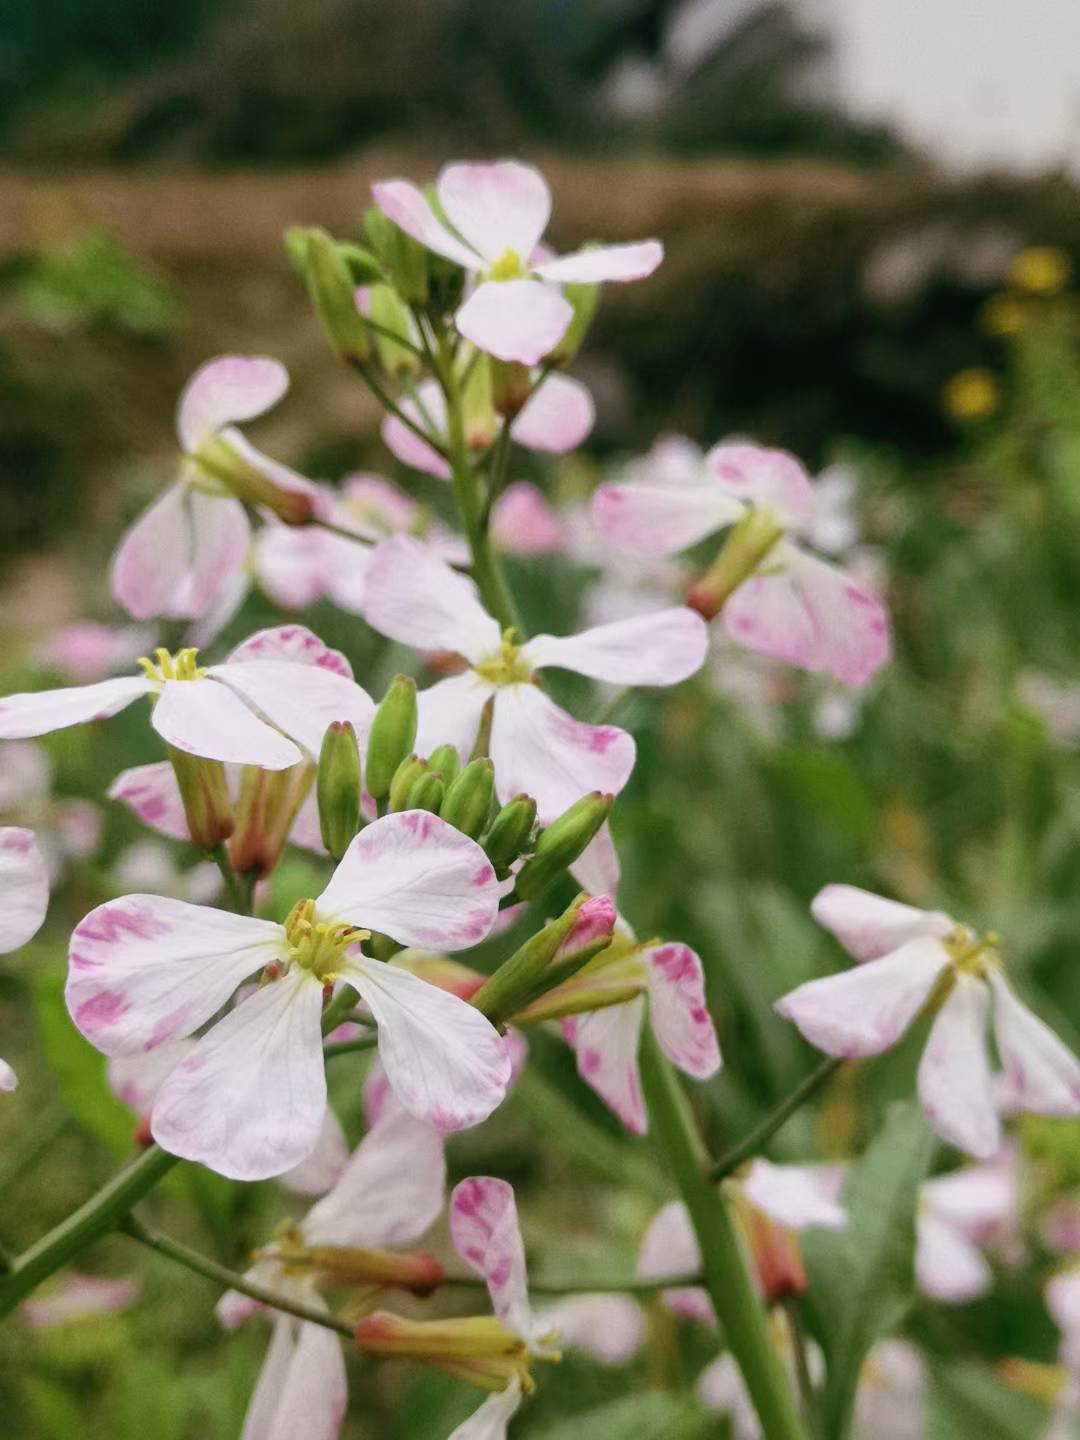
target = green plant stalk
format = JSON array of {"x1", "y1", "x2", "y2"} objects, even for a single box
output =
[
  {"x1": 210, "y1": 842, "x2": 246, "y2": 913},
  {"x1": 0, "y1": 1144, "x2": 179, "y2": 1317},
  {"x1": 639, "y1": 1031, "x2": 810, "y2": 1440},
  {"x1": 711, "y1": 1056, "x2": 844, "y2": 1180}
]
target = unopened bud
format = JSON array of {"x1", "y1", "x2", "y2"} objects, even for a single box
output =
[
  {"x1": 292, "y1": 226, "x2": 372, "y2": 363},
  {"x1": 310, "y1": 1245, "x2": 443, "y2": 1296},
  {"x1": 317, "y1": 721, "x2": 361, "y2": 861},
  {"x1": 729, "y1": 1188, "x2": 806, "y2": 1304},
  {"x1": 365, "y1": 675, "x2": 418, "y2": 801},
  {"x1": 473, "y1": 892, "x2": 614, "y2": 1024},
  {"x1": 514, "y1": 792, "x2": 614, "y2": 902},
  {"x1": 364, "y1": 206, "x2": 429, "y2": 305},
  {"x1": 336, "y1": 241, "x2": 384, "y2": 286},
  {"x1": 388, "y1": 755, "x2": 427, "y2": 813},
  {"x1": 491, "y1": 360, "x2": 531, "y2": 419},
  {"x1": 686, "y1": 507, "x2": 785, "y2": 620},
  {"x1": 355, "y1": 1312, "x2": 534, "y2": 1393},
  {"x1": 481, "y1": 793, "x2": 537, "y2": 877},
  {"x1": 440, "y1": 758, "x2": 495, "y2": 839},
  {"x1": 548, "y1": 280, "x2": 599, "y2": 364},
  {"x1": 426, "y1": 744, "x2": 460, "y2": 786},
  {"x1": 167, "y1": 747, "x2": 234, "y2": 851},
  {"x1": 407, "y1": 770, "x2": 445, "y2": 814},
  {"x1": 230, "y1": 762, "x2": 314, "y2": 876},
  {"x1": 192, "y1": 432, "x2": 313, "y2": 525},
  {"x1": 463, "y1": 355, "x2": 497, "y2": 448},
  {"x1": 368, "y1": 282, "x2": 421, "y2": 377}
]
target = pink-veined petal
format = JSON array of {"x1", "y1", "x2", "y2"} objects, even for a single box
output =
[
  {"x1": 416, "y1": 675, "x2": 498, "y2": 772},
  {"x1": 564, "y1": 995, "x2": 647, "y2": 1135},
  {"x1": 591, "y1": 481, "x2": 744, "y2": 558},
  {"x1": 521, "y1": 607, "x2": 707, "y2": 687},
  {"x1": 535, "y1": 240, "x2": 663, "y2": 285},
  {"x1": 456, "y1": 280, "x2": 572, "y2": 366},
  {"x1": 345, "y1": 954, "x2": 510, "y2": 1133},
  {"x1": 227, "y1": 624, "x2": 353, "y2": 677},
  {"x1": 280, "y1": 1107, "x2": 350, "y2": 1198},
  {"x1": 302, "y1": 1104, "x2": 445, "y2": 1248},
  {"x1": 644, "y1": 942, "x2": 721, "y2": 1081},
  {"x1": 151, "y1": 677, "x2": 302, "y2": 770},
  {"x1": 741, "y1": 1160, "x2": 848, "y2": 1232},
  {"x1": 209, "y1": 660, "x2": 374, "y2": 758},
  {"x1": 915, "y1": 1210, "x2": 993, "y2": 1304},
  {"x1": 177, "y1": 492, "x2": 250, "y2": 619},
  {"x1": 177, "y1": 355, "x2": 289, "y2": 453},
  {"x1": 371, "y1": 179, "x2": 480, "y2": 270},
  {"x1": 510, "y1": 374, "x2": 594, "y2": 454},
  {"x1": 152, "y1": 968, "x2": 327, "y2": 1180},
  {"x1": 988, "y1": 971, "x2": 1080, "y2": 1118},
  {"x1": 0, "y1": 675, "x2": 152, "y2": 740},
  {"x1": 364, "y1": 536, "x2": 502, "y2": 663},
  {"x1": 775, "y1": 938, "x2": 949, "y2": 1058},
  {"x1": 918, "y1": 975, "x2": 999, "y2": 1159},
  {"x1": 489, "y1": 482, "x2": 564, "y2": 555},
  {"x1": 108, "y1": 762, "x2": 191, "y2": 841},
  {"x1": 317, "y1": 811, "x2": 497, "y2": 950},
  {"x1": 810, "y1": 884, "x2": 955, "y2": 963},
  {"x1": 489, "y1": 683, "x2": 635, "y2": 825},
  {"x1": 438, "y1": 161, "x2": 551, "y2": 265},
  {"x1": 111, "y1": 485, "x2": 193, "y2": 620},
  {"x1": 448, "y1": 1378, "x2": 523, "y2": 1440},
  {"x1": 537, "y1": 1295, "x2": 646, "y2": 1366},
  {"x1": 450, "y1": 1176, "x2": 534, "y2": 1340},
  {"x1": 705, "y1": 443, "x2": 816, "y2": 531},
  {"x1": 0, "y1": 827, "x2": 49, "y2": 953},
  {"x1": 67, "y1": 895, "x2": 281, "y2": 1056},
  {"x1": 636, "y1": 1200, "x2": 713, "y2": 1323}
]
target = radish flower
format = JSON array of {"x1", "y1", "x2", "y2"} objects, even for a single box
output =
[
  {"x1": 777, "y1": 884, "x2": 1080, "y2": 1157},
  {"x1": 0, "y1": 826, "x2": 50, "y2": 1091},
  {"x1": 66, "y1": 811, "x2": 508, "y2": 1179},
  {"x1": 372, "y1": 160, "x2": 662, "y2": 365}
]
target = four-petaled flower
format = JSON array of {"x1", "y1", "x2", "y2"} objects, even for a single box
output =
[{"x1": 372, "y1": 160, "x2": 662, "y2": 365}]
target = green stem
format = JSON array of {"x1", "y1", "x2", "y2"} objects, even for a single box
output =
[
  {"x1": 480, "y1": 419, "x2": 514, "y2": 527},
  {"x1": 593, "y1": 686, "x2": 635, "y2": 725},
  {"x1": 0, "y1": 1099, "x2": 70, "y2": 1198},
  {"x1": 321, "y1": 984, "x2": 360, "y2": 1037},
  {"x1": 210, "y1": 843, "x2": 246, "y2": 914},
  {"x1": 639, "y1": 1031, "x2": 809, "y2": 1440},
  {"x1": 124, "y1": 1218, "x2": 354, "y2": 1338},
  {"x1": 710, "y1": 1057, "x2": 843, "y2": 1181},
  {"x1": 443, "y1": 1268, "x2": 705, "y2": 1296},
  {"x1": 0, "y1": 1145, "x2": 180, "y2": 1317},
  {"x1": 348, "y1": 358, "x2": 449, "y2": 461},
  {"x1": 782, "y1": 1294, "x2": 819, "y2": 1435},
  {"x1": 323, "y1": 1035, "x2": 378, "y2": 1060}
]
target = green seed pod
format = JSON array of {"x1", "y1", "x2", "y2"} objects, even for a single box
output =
[
  {"x1": 291, "y1": 227, "x2": 372, "y2": 364},
  {"x1": 368, "y1": 282, "x2": 421, "y2": 377},
  {"x1": 407, "y1": 770, "x2": 445, "y2": 815},
  {"x1": 426, "y1": 745, "x2": 460, "y2": 786},
  {"x1": 365, "y1": 675, "x2": 419, "y2": 801},
  {"x1": 167, "y1": 747, "x2": 234, "y2": 852},
  {"x1": 514, "y1": 791, "x2": 614, "y2": 901},
  {"x1": 482, "y1": 794, "x2": 537, "y2": 877},
  {"x1": 364, "y1": 205, "x2": 429, "y2": 305},
  {"x1": 440, "y1": 758, "x2": 495, "y2": 839},
  {"x1": 388, "y1": 755, "x2": 428, "y2": 813},
  {"x1": 316, "y1": 721, "x2": 362, "y2": 861}
]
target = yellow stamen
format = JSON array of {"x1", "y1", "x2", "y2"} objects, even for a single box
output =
[
  {"x1": 474, "y1": 629, "x2": 533, "y2": 686},
  {"x1": 282, "y1": 897, "x2": 367, "y2": 982},
  {"x1": 488, "y1": 248, "x2": 526, "y2": 282},
  {"x1": 136, "y1": 647, "x2": 205, "y2": 683}
]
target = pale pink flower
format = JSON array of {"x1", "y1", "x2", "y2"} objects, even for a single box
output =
[
  {"x1": 20, "y1": 1273, "x2": 140, "y2": 1329},
  {"x1": 697, "y1": 1315, "x2": 823, "y2": 1440},
  {"x1": 852, "y1": 1340, "x2": 926, "y2": 1440},
  {"x1": 0, "y1": 623, "x2": 374, "y2": 772},
  {"x1": 112, "y1": 356, "x2": 314, "y2": 621},
  {"x1": 66, "y1": 810, "x2": 507, "y2": 1179},
  {"x1": 382, "y1": 374, "x2": 594, "y2": 480},
  {"x1": 916, "y1": 1151, "x2": 1019, "y2": 1304},
  {"x1": 636, "y1": 1199, "x2": 714, "y2": 1324},
  {"x1": 112, "y1": 839, "x2": 223, "y2": 906},
  {"x1": 364, "y1": 535, "x2": 707, "y2": 823},
  {"x1": 593, "y1": 441, "x2": 889, "y2": 687},
  {"x1": 534, "y1": 1294, "x2": 645, "y2": 1367},
  {"x1": 372, "y1": 160, "x2": 662, "y2": 364},
  {"x1": 776, "y1": 885, "x2": 1080, "y2": 1158},
  {"x1": 0, "y1": 826, "x2": 50, "y2": 1092},
  {"x1": 489, "y1": 483, "x2": 564, "y2": 557},
  {"x1": 37, "y1": 622, "x2": 156, "y2": 683}
]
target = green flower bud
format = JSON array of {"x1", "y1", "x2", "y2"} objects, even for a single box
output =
[
  {"x1": 440, "y1": 758, "x2": 495, "y2": 839},
  {"x1": 548, "y1": 280, "x2": 599, "y2": 364},
  {"x1": 463, "y1": 355, "x2": 497, "y2": 448},
  {"x1": 292, "y1": 226, "x2": 371, "y2": 363},
  {"x1": 368, "y1": 282, "x2": 421, "y2": 377},
  {"x1": 491, "y1": 360, "x2": 532, "y2": 418},
  {"x1": 316, "y1": 721, "x2": 362, "y2": 861},
  {"x1": 686, "y1": 507, "x2": 785, "y2": 620},
  {"x1": 365, "y1": 675, "x2": 419, "y2": 801},
  {"x1": 407, "y1": 770, "x2": 445, "y2": 815},
  {"x1": 481, "y1": 794, "x2": 537, "y2": 877},
  {"x1": 167, "y1": 747, "x2": 234, "y2": 852},
  {"x1": 336, "y1": 241, "x2": 384, "y2": 286},
  {"x1": 426, "y1": 745, "x2": 460, "y2": 785},
  {"x1": 364, "y1": 206, "x2": 429, "y2": 305},
  {"x1": 514, "y1": 791, "x2": 614, "y2": 902},
  {"x1": 388, "y1": 755, "x2": 428, "y2": 813},
  {"x1": 192, "y1": 433, "x2": 313, "y2": 525}
]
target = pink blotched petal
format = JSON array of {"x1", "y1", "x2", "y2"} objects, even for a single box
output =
[
  {"x1": 918, "y1": 975, "x2": 999, "y2": 1159},
  {"x1": 107, "y1": 1040, "x2": 192, "y2": 1116},
  {"x1": 490, "y1": 683, "x2": 635, "y2": 825},
  {"x1": 637, "y1": 1200, "x2": 713, "y2": 1323},
  {"x1": 108, "y1": 762, "x2": 191, "y2": 841},
  {"x1": 456, "y1": 280, "x2": 573, "y2": 366},
  {"x1": 510, "y1": 374, "x2": 595, "y2": 454},
  {"x1": 345, "y1": 955, "x2": 510, "y2": 1134},
  {"x1": 176, "y1": 355, "x2": 288, "y2": 453},
  {"x1": 535, "y1": 239, "x2": 664, "y2": 285},
  {"x1": 450, "y1": 1176, "x2": 534, "y2": 1340},
  {"x1": 151, "y1": 677, "x2": 302, "y2": 770},
  {"x1": 988, "y1": 971, "x2": 1080, "y2": 1118},
  {"x1": 365, "y1": 536, "x2": 502, "y2": 663},
  {"x1": 0, "y1": 827, "x2": 49, "y2": 953},
  {"x1": 705, "y1": 443, "x2": 816, "y2": 531},
  {"x1": 810, "y1": 884, "x2": 955, "y2": 964},
  {"x1": 371, "y1": 180, "x2": 480, "y2": 270},
  {"x1": 111, "y1": 485, "x2": 195, "y2": 620},
  {"x1": 438, "y1": 161, "x2": 551, "y2": 265},
  {"x1": 152, "y1": 969, "x2": 327, "y2": 1180},
  {"x1": 489, "y1": 483, "x2": 564, "y2": 555},
  {"x1": 741, "y1": 1160, "x2": 848, "y2": 1232},
  {"x1": 415, "y1": 672, "x2": 496, "y2": 763},
  {"x1": 303, "y1": 1103, "x2": 445, "y2": 1248},
  {"x1": 916, "y1": 1211, "x2": 993, "y2": 1304},
  {"x1": 775, "y1": 938, "x2": 949, "y2": 1058},
  {"x1": 644, "y1": 942, "x2": 721, "y2": 1081},
  {"x1": 564, "y1": 996, "x2": 647, "y2": 1135},
  {"x1": 571, "y1": 823, "x2": 622, "y2": 899},
  {"x1": 0, "y1": 675, "x2": 153, "y2": 740},
  {"x1": 227, "y1": 624, "x2": 353, "y2": 677},
  {"x1": 67, "y1": 895, "x2": 281, "y2": 1056},
  {"x1": 591, "y1": 482, "x2": 744, "y2": 558},
  {"x1": 209, "y1": 660, "x2": 373, "y2": 759},
  {"x1": 522, "y1": 607, "x2": 708, "y2": 686},
  {"x1": 725, "y1": 545, "x2": 890, "y2": 689},
  {"x1": 280, "y1": 1108, "x2": 350, "y2": 1198},
  {"x1": 317, "y1": 812, "x2": 498, "y2": 951},
  {"x1": 448, "y1": 1378, "x2": 523, "y2": 1440}
]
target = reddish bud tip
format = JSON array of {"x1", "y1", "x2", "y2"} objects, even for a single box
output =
[{"x1": 685, "y1": 579, "x2": 721, "y2": 621}]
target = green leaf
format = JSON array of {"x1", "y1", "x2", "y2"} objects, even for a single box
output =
[
  {"x1": 802, "y1": 1100, "x2": 937, "y2": 1440},
  {"x1": 926, "y1": 1362, "x2": 1049, "y2": 1440}
]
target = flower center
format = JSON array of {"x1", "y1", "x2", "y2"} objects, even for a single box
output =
[
  {"x1": 283, "y1": 897, "x2": 367, "y2": 982},
  {"x1": 943, "y1": 923, "x2": 1002, "y2": 979},
  {"x1": 488, "y1": 248, "x2": 527, "y2": 282},
  {"x1": 473, "y1": 630, "x2": 533, "y2": 687},
  {"x1": 137, "y1": 647, "x2": 205, "y2": 684}
]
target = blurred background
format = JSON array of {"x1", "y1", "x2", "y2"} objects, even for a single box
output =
[{"x1": 4, "y1": 1, "x2": 1080, "y2": 1436}]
